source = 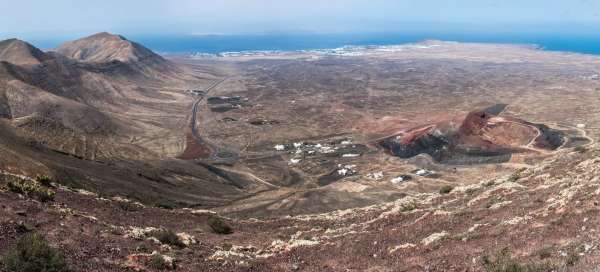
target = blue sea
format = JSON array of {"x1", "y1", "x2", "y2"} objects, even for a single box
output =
[{"x1": 29, "y1": 32, "x2": 600, "y2": 56}]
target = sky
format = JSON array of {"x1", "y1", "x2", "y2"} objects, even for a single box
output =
[{"x1": 1, "y1": 0, "x2": 599, "y2": 39}]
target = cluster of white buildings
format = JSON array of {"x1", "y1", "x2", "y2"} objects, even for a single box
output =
[
  {"x1": 273, "y1": 139, "x2": 359, "y2": 158},
  {"x1": 273, "y1": 140, "x2": 435, "y2": 185},
  {"x1": 188, "y1": 42, "x2": 443, "y2": 59}
]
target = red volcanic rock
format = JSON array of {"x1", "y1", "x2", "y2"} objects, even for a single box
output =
[
  {"x1": 379, "y1": 105, "x2": 563, "y2": 164},
  {"x1": 458, "y1": 110, "x2": 491, "y2": 136}
]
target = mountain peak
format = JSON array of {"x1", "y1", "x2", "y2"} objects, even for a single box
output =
[
  {"x1": 0, "y1": 38, "x2": 49, "y2": 66},
  {"x1": 55, "y1": 32, "x2": 163, "y2": 64},
  {"x1": 88, "y1": 32, "x2": 128, "y2": 41}
]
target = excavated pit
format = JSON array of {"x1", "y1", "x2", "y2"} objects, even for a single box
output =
[{"x1": 379, "y1": 105, "x2": 567, "y2": 165}]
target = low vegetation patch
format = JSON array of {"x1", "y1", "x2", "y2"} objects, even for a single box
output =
[
  {"x1": 154, "y1": 200, "x2": 176, "y2": 210},
  {"x1": 148, "y1": 229, "x2": 186, "y2": 248},
  {"x1": 148, "y1": 254, "x2": 170, "y2": 270},
  {"x1": 2, "y1": 233, "x2": 70, "y2": 272},
  {"x1": 35, "y1": 175, "x2": 55, "y2": 187},
  {"x1": 117, "y1": 201, "x2": 143, "y2": 212},
  {"x1": 439, "y1": 185, "x2": 454, "y2": 194},
  {"x1": 7, "y1": 178, "x2": 55, "y2": 202},
  {"x1": 400, "y1": 200, "x2": 418, "y2": 212},
  {"x1": 15, "y1": 221, "x2": 34, "y2": 234},
  {"x1": 208, "y1": 215, "x2": 233, "y2": 235},
  {"x1": 533, "y1": 246, "x2": 553, "y2": 260},
  {"x1": 485, "y1": 197, "x2": 503, "y2": 209},
  {"x1": 563, "y1": 244, "x2": 583, "y2": 267},
  {"x1": 482, "y1": 248, "x2": 554, "y2": 272},
  {"x1": 507, "y1": 168, "x2": 527, "y2": 182}
]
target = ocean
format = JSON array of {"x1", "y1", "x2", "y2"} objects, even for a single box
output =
[{"x1": 30, "y1": 32, "x2": 600, "y2": 56}]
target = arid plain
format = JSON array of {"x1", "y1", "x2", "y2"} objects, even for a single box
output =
[
  {"x1": 170, "y1": 41, "x2": 597, "y2": 218},
  {"x1": 2, "y1": 35, "x2": 600, "y2": 271}
]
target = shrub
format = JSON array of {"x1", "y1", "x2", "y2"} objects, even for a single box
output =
[
  {"x1": 400, "y1": 200, "x2": 417, "y2": 212},
  {"x1": 154, "y1": 200, "x2": 175, "y2": 210},
  {"x1": 484, "y1": 180, "x2": 496, "y2": 187},
  {"x1": 15, "y1": 221, "x2": 34, "y2": 234},
  {"x1": 439, "y1": 185, "x2": 453, "y2": 194},
  {"x1": 507, "y1": 168, "x2": 526, "y2": 183},
  {"x1": 117, "y1": 201, "x2": 142, "y2": 212},
  {"x1": 564, "y1": 245, "x2": 582, "y2": 266},
  {"x1": 207, "y1": 215, "x2": 233, "y2": 235},
  {"x1": 148, "y1": 254, "x2": 169, "y2": 270},
  {"x1": 485, "y1": 197, "x2": 503, "y2": 209},
  {"x1": 482, "y1": 248, "x2": 554, "y2": 272},
  {"x1": 221, "y1": 242, "x2": 233, "y2": 251},
  {"x1": 534, "y1": 246, "x2": 553, "y2": 260},
  {"x1": 135, "y1": 243, "x2": 150, "y2": 253},
  {"x1": 8, "y1": 179, "x2": 55, "y2": 202},
  {"x1": 35, "y1": 175, "x2": 54, "y2": 187},
  {"x1": 148, "y1": 229, "x2": 185, "y2": 248},
  {"x1": 2, "y1": 233, "x2": 70, "y2": 272}
]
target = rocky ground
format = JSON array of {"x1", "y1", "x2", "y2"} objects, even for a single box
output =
[{"x1": 1, "y1": 143, "x2": 599, "y2": 271}]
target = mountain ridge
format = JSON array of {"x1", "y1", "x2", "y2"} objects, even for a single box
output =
[
  {"x1": 55, "y1": 32, "x2": 165, "y2": 64},
  {"x1": 0, "y1": 38, "x2": 51, "y2": 66}
]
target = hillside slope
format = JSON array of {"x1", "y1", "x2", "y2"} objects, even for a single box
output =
[{"x1": 1, "y1": 144, "x2": 598, "y2": 271}]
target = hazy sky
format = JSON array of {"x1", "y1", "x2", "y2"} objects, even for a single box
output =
[{"x1": 1, "y1": 0, "x2": 599, "y2": 38}]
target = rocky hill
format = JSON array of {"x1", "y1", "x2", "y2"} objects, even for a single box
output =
[
  {"x1": 56, "y1": 32, "x2": 160, "y2": 63},
  {"x1": 0, "y1": 39, "x2": 51, "y2": 66},
  {"x1": 0, "y1": 34, "x2": 249, "y2": 212},
  {"x1": 55, "y1": 32, "x2": 181, "y2": 80}
]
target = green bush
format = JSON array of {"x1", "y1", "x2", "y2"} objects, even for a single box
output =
[
  {"x1": 207, "y1": 215, "x2": 233, "y2": 235},
  {"x1": 400, "y1": 201, "x2": 417, "y2": 212},
  {"x1": 2, "y1": 233, "x2": 70, "y2": 272},
  {"x1": 148, "y1": 229, "x2": 185, "y2": 248},
  {"x1": 483, "y1": 248, "x2": 554, "y2": 272},
  {"x1": 8, "y1": 179, "x2": 55, "y2": 202},
  {"x1": 15, "y1": 221, "x2": 34, "y2": 234},
  {"x1": 564, "y1": 245, "x2": 582, "y2": 266},
  {"x1": 117, "y1": 201, "x2": 142, "y2": 212},
  {"x1": 533, "y1": 246, "x2": 553, "y2": 260},
  {"x1": 35, "y1": 175, "x2": 54, "y2": 187},
  {"x1": 507, "y1": 168, "x2": 526, "y2": 183},
  {"x1": 154, "y1": 200, "x2": 175, "y2": 210},
  {"x1": 439, "y1": 185, "x2": 454, "y2": 194},
  {"x1": 148, "y1": 254, "x2": 170, "y2": 270},
  {"x1": 485, "y1": 197, "x2": 503, "y2": 209}
]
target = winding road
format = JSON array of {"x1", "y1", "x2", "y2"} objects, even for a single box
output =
[
  {"x1": 189, "y1": 77, "x2": 227, "y2": 137},
  {"x1": 182, "y1": 77, "x2": 239, "y2": 161}
]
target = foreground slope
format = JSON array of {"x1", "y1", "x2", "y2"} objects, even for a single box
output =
[{"x1": 1, "y1": 144, "x2": 599, "y2": 271}]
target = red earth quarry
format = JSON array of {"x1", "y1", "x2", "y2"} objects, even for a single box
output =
[{"x1": 378, "y1": 104, "x2": 565, "y2": 164}]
